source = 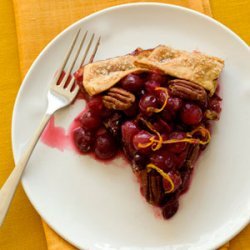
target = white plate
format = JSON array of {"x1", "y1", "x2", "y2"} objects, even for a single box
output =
[{"x1": 12, "y1": 3, "x2": 250, "y2": 250}]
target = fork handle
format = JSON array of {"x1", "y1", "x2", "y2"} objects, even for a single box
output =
[{"x1": 0, "y1": 113, "x2": 51, "y2": 226}]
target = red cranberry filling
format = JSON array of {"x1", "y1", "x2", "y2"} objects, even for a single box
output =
[
  {"x1": 166, "y1": 97, "x2": 183, "y2": 111},
  {"x1": 167, "y1": 132, "x2": 187, "y2": 154},
  {"x1": 148, "y1": 72, "x2": 167, "y2": 85},
  {"x1": 163, "y1": 171, "x2": 182, "y2": 193},
  {"x1": 87, "y1": 96, "x2": 104, "y2": 116},
  {"x1": 133, "y1": 130, "x2": 154, "y2": 154},
  {"x1": 73, "y1": 71, "x2": 222, "y2": 219},
  {"x1": 94, "y1": 132, "x2": 117, "y2": 160},
  {"x1": 150, "y1": 150, "x2": 176, "y2": 172},
  {"x1": 122, "y1": 121, "x2": 140, "y2": 145},
  {"x1": 180, "y1": 103, "x2": 203, "y2": 125},
  {"x1": 145, "y1": 80, "x2": 161, "y2": 93},
  {"x1": 80, "y1": 111, "x2": 101, "y2": 131},
  {"x1": 120, "y1": 74, "x2": 144, "y2": 93},
  {"x1": 73, "y1": 127, "x2": 93, "y2": 153},
  {"x1": 139, "y1": 94, "x2": 159, "y2": 115}
]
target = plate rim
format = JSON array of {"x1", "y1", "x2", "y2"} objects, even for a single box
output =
[{"x1": 11, "y1": 2, "x2": 250, "y2": 249}]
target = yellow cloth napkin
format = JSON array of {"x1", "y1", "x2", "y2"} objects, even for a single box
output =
[
  {"x1": 0, "y1": 0, "x2": 47, "y2": 249},
  {"x1": 11, "y1": 0, "x2": 249, "y2": 249}
]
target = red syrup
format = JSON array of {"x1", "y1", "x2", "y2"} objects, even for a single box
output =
[
  {"x1": 41, "y1": 116, "x2": 70, "y2": 152},
  {"x1": 41, "y1": 114, "x2": 81, "y2": 152},
  {"x1": 41, "y1": 111, "x2": 128, "y2": 170},
  {"x1": 41, "y1": 69, "x2": 87, "y2": 151},
  {"x1": 152, "y1": 206, "x2": 163, "y2": 219},
  {"x1": 41, "y1": 69, "x2": 90, "y2": 152},
  {"x1": 41, "y1": 105, "x2": 87, "y2": 153},
  {"x1": 41, "y1": 105, "x2": 128, "y2": 168}
]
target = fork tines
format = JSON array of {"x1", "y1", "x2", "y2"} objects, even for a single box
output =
[{"x1": 53, "y1": 29, "x2": 101, "y2": 90}]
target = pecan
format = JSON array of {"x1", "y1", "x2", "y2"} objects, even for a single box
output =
[
  {"x1": 169, "y1": 79, "x2": 208, "y2": 106},
  {"x1": 204, "y1": 109, "x2": 219, "y2": 120},
  {"x1": 148, "y1": 171, "x2": 165, "y2": 206},
  {"x1": 102, "y1": 87, "x2": 135, "y2": 110},
  {"x1": 179, "y1": 168, "x2": 192, "y2": 194},
  {"x1": 140, "y1": 170, "x2": 165, "y2": 206},
  {"x1": 140, "y1": 170, "x2": 148, "y2": 199},
  {"x1": 185, "y1": 144, "x2": 200, "y2": 168}
]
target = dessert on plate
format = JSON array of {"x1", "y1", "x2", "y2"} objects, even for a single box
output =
[{"x1": 73, "y1": 45, "x2": 224, "y2": 219}]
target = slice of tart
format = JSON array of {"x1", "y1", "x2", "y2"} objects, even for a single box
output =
[{"x1": 73, "y1": 45, "x2": 224, "y2": 219}]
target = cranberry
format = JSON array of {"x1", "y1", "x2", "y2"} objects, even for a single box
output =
[
  {"x1": 124, "y1": 101, "x2": 138, "y2": 117},
  {"x1": 162, "y1": 171, "x2": 182, "y2": 192},
  {"x1": 161, "y1": 109, "x2": 175, "y2": 122},
  {"x1": 150, "y1": 150, "x2": 176, "y2": 171},
  {"x1": 209, "y1": 96, "x2": 222, "y2": 113},
  {"x1": 156, "y1": 88, "x2": 169, "y2": 105},
  {"x1": 80, "y1": 111, "x2": 101, "y2": 131},
  {"x1": 132, "y1": 153, "x2": 147, "y2": 172},
  {"x1": 94, "y1": 133, "x2": 117, "y2": 160},
  {"x1": 166, "y1": 97, "x2": 183, "y2": 111},
  {"x1": 101, "y1": 107, "x2": 113, "y2": 119},
  {"x1": 139, "y1": 94, "x2": 158, "y2": 115},
  {"x1": 148, "y1": 72, "x2": 166, "y2": 85},
  {"x1": 152, "y1": 119, "x2": 172, "y2": 134},
  {"x1": 95, "y1": 127, "x2": 107, "y2": 136},
  {"x1": 123, "y1": 143, "x2": 136, "y2": 160},
  {"x1": 180, "y1": 103, "x2": 203, "y2": 125},
  {"x1": 120, "y1": 74, "x2": 144, "y2": 93},
  {"x1": 133, "y1": 130, "x2": 154, "y2": 154},
  {"x1": 121, "y1": 121, "x2": 140, "y2": 145},
  {"x1": 161, "y1": 133, "x2": 169, "y2": 142},
  {"x1": 167, "y1": 132, "x2": 187, "y2": 153},
  {"x1": 145, "y1": 80, "x2": 161, "y2": 93},
  {"x1": 73, "y1": 127, "x2": 93, "y2": 153},
  {"x1": 174, "y1": 149, "x2": 188, "y2": 169},
  {"x1": 87, "y1": 96, "x2": 103, "y2": 116},
  {"x1": 162, "y1": 198, "x2": 179, "y2": 219}
]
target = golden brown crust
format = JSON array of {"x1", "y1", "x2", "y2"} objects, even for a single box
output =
[
  {"x1": 135, "y1": 45, "x2": 224, "y2": 95},
  {"x1": 82, "y1": 45, "x2": 224, "y2": 96},
  {"x1": 83, "y1": 51, "x2": 151, "y2": 96}
]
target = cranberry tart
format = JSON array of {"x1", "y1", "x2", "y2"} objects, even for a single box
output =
[{"x1": 73, "y1": 45, "x2": 224, "y2": 219}]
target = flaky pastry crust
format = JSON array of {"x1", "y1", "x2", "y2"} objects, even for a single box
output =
[{"x1": 83, "y1": 45, "x2": 224, "y2": 96}]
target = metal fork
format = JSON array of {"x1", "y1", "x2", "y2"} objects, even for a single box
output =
[{"x1": 0, "y1": 30, "x2": 101, "y2": 226}]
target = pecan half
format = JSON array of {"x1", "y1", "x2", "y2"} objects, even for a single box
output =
[
  {"x1": 102, "y1": 87, "x2": 135, "y2": 110},
  {"x1": 185, "y1": 144, "x2": 200, "y2": 168},
  {"x1": 140, "y1": 170, "x2": 148, "y2": 198},
  {"x1": 169, "y1": 79, "x2": 208, "y2": 106},
  {"x1": 140, "y1": 170, "x2": 165, "y2": 206}
]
